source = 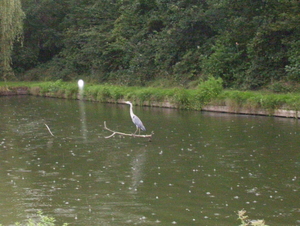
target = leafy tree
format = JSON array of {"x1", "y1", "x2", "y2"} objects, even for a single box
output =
[
  {"x1": 286, "y1": 40, "x2": 300, "y2": 82},
  {"x1": 0, "y1": 0, "x2": 25, "y2": 80},
  {"x1": 57, "y1": 0, "x2": 122, "y2": 80},
  {"x1": 10, "y1": 0, "x2": 69, "y2": 79},
  {"x1": 8, "y1": 0, "x2": 300, "y2": 89},
  {"x1": 201, "y1": 0, "x2": 300, "y2": 89}
]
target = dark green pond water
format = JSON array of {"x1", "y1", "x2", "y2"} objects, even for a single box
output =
[{"x1": 0, "y1": 96, "x2": 299, "y2": 225}]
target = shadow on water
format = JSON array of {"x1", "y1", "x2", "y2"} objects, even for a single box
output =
[{"x1": 0, "y1": 96, "x2": 299, "y2": 225}]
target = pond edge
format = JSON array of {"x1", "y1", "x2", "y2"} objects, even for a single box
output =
[{"x1": 1, "y1": 87, "x2": 299, "y2": 119}]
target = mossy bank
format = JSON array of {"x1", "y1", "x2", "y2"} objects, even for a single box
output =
[{"x1": 1, "y1": 79, "x2": 300, "y2": 119}]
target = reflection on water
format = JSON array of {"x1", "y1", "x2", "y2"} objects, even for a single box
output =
[
  {"x1": 78, "y1": 100, "x2": 87, "y2": 142},
  {"x1": 129, "y1": 148, "x2": 147, "y2": 193},
  {"x1": 0, "y1": 96, "x2": 299, "y2": 226}
]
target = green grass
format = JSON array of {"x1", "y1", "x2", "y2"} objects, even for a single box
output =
[
  {"x1": 1, "y1": 79, "x2": 300, "y2": 115},
  {"x1": 216, "y1": 90, "x2": 300, "y2": 113}
]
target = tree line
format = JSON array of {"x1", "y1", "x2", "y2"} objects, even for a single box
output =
[{"x1": 2, "y1": 0, "x2": 300, "y2": 89}]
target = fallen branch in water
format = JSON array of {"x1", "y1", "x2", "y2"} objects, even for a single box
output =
[
  {"x1": 103, "y1": 121, "x2": 153, "y2": 141},
  {"x1": 44, "y1": 123, "x2": 54, "y2": 136}
]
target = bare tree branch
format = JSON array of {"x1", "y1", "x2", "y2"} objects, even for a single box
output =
[
  {"x1": 44, "y1": 123, "x2": 54, "y2": 136},
  {"x1": 103, "y1": 121, "x2": 153, "y2": 141}
]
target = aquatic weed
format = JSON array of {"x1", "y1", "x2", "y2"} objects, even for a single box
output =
[
  {"x1": 0, "y1": 211, "x2": 68, "y2": 226},
  {"x1": 237, "y1": 209, "x2": 268, "y2": 226}
]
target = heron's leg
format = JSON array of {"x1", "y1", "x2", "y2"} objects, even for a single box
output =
[{"x1": 134, "y1": 127, "x2": 138, "y2": 135}]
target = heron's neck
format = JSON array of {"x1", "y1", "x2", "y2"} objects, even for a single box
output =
[{"x1": 129, "y1": 103, "x2": 134, "y2": 117}]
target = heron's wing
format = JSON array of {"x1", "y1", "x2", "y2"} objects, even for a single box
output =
[{"x1": 132, "y1": 115, "x2": 146, "y2": 131}]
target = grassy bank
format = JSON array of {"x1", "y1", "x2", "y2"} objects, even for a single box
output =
[
  {"x1": 0, "y1": 78, "x2": 223, "y2": 110},
  {"x1": 1, "y1": 79, "x2": 300, "y2": 118},
  {"x1": 212, "y1": 90, "x2": 300, "y2": 114}
]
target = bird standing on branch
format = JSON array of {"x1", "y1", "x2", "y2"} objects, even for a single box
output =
[{"x1": 125, "y1": 101, "x2": 146, "y2": 134}]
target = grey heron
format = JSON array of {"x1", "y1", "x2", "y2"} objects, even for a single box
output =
[{"x1": 125, "y1": 101, "x2": 146, "y2": 134}]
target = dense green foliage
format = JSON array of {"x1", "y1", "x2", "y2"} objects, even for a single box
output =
[
  {"x1": 0, "y1": 0, "x2": 25, "y2": 80},
  {"x1": 6, "y1": 0, "x2": 300, "y2": 89}
]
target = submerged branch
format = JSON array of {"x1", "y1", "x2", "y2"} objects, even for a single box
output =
[
  {"x1": 44, "y1": 123, "x2": 54, "y2": 136},
  {"x1": 103, "y1": 121, "x2": 153, "y2": 141}
]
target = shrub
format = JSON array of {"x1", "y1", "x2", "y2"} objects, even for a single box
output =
[
  {"x1": 170, "y1": 88, "x2": 190, "y2": 109},
  {"x1": 268, "y1": 81, "x2": 292, "y2": 93},
  {"x1": 193, "y1": 77, "x2": 223, "y2": 109}
]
